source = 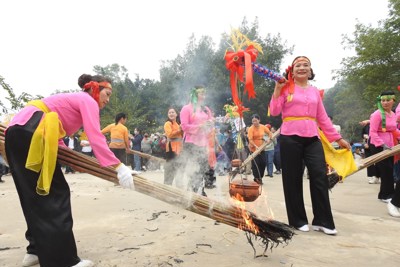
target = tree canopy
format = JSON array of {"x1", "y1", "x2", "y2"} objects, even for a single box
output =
[{"x1": 2, "y1": 1, "x2": 398, "y2": 142}]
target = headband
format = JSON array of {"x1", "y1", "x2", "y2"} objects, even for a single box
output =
[
  {"x1": 292, "y1": 56, "x2": 311, "y2": 66},
  {"x1": 190, "y1": 88, "x2": 206, "y2": 105},
  {"x1": 377, "y1": 94, "x2": 396, "y2": 132},
  {"x1": 83, "y1": 81, "x2": 112, "y2": 105},
  {"x1": 98, "y1": 81, "x2": 112, "y2": 90}
]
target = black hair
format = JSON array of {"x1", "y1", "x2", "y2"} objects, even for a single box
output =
[
  {"x1": 251, "y1": 114, "x2": 260, "y2": 120},
  {"x1": 115, "y1": 113, "x2": 126, "y2": 125},
  {"x1": 78, "y1": 74, "x2": 112, "y2": 89},
  {"x1": 284, "y1": 56, "x2": 315, "y2": 80},
  {"x1": 166, "y1": 106, "x2": 180, "y2": 124}
]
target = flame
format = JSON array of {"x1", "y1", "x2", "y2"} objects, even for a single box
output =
[{"x1": 231, "y1": 193, "x2": 259, "y2": 234}]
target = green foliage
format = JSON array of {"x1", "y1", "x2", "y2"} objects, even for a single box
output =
[
  {"x1": 1, "y1": 17, "x2": 291, "y2": 134},
  {"x1": 329, "y1": 0, "x2": 399, "y2": 141},
  {"x1": 0, "y1": 75, "x2": 42, "y2": 115}
]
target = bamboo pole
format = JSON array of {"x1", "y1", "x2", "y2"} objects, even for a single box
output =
[
  {"x1": 0, "y1": 124, "x2": 294, "y2": 250},
  {"x1": 232, "y1": 128, "x2": 280, "y2": 176},
  {"x1": 127, "y1": 149, "x2": 166, "y2": 163}
]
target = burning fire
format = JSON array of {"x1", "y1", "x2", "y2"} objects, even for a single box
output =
[{"x1": 231, "y1": 193, "x2": 259, "y2": 235}]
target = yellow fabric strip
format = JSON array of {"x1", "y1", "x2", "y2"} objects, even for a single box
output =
[
  {"x1": 25, "y1": 100, "x2": 66, "y2": 195},
  {"x1": 283, "y1": 116, "x2": 316, "y2": 122},
  {"x1": 283, "y1": 116, "x2": 357, "y2": 178}
]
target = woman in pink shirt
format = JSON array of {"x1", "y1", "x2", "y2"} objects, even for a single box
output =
[
  {"x1": 389, "y1": 97, "x2": 400, "y2": 217},
  {"x1": 269, "y1": 56, "x2": 350, "y2": 235},
  {"x1": 5, "y1": 74, "x2": 133, "y2": 267},
  {"x1": 180, "y1": 86, "x2": 214, "y2": 196},
  {"x1": 369, "y1": 91, "x2": 399, "y2": 209}
]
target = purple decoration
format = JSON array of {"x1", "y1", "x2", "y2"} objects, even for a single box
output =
[{"x1": 252, "y1": 63, "x2": 285, "y2": 83}]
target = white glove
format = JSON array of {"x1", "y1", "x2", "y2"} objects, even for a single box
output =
[{"x1": 116, "y1": 163, "x2": 134, "y2": 189}]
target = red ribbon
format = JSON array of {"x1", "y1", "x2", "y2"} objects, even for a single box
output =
[
  {"x1": 225, "y1": 45, "x2": 259, "y2": 105},
  {"x1": 236, "y1": 103, "x2": 250, "y2": 117},
  {"x1": 319, "y1": 89, "x2": 325, "y2": 100},
  {"x1": 83, "y1": 81, "x2": 100, "y2": 104}
]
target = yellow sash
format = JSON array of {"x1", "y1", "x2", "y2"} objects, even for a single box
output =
[
  {"x1": 283, "y1": 117, "x2": 357, "y2": 178},
  {"x1": 26, "y1": 100, "x2": 66, "y2": 195}
]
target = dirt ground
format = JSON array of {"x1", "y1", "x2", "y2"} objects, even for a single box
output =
[{"x1": 1, "y1": 168, "x2": 399, "y2": 267}]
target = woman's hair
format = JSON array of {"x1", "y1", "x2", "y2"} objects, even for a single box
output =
[
  {"x1": 78, "y1": 74, "x2": 112, "y2": 90},
  {"x1": 166, "y1": 106, "x2": 180, "y2": 124},
  {"x1": 284, "y1": 56, "x2": 315, "y2": 80},
  {"x1": 115, "y1": 112, "x2": 127, "y2": 125},
  {"x1": 251, "y1": 114, "x2": 260, "y2": 120}
]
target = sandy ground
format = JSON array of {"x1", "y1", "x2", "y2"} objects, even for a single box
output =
[{"x1": 1, "y1": 168, "x2": 400, "y2": 267}]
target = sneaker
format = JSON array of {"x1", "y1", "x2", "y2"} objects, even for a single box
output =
[
  {"x1": 387, "y1": 202, "x2": 400, "y2": 217},
  {"x1": 379, "y1": 198, "x2": 392, "y2": 203},
  {"x1": 274, "y1": 170, "x2": 281, "y2": 175},
  {"x1": 312, "y1": 225, "x2": 337, "y2": 235},
  {"x1": 22, "y1": 254, "x2": 39, "y2": 267},
  {"x1": 368, "y1": 177, "x2": 380, "y2": 184},
  {"x1": 296, "y1": 225, "x2": 309, "y2": 232},
  {"x1": 71, "y1": 259, "x2": 94, "y2": 267},
  {"x1": 131, "y1": 170, "x2": 142, "y2": 175}
]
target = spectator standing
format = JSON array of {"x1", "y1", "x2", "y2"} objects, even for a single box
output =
[
  {"x1": 164, "y1": 107, "x2": 183, "y2": 187},
  {"x1": 247, "y1": 114, "x2": 272, "y2": 184},
  {"x1": 101, "y1": 113, "x2": 130, "y2": 164},
  {"x1": 264, "y1": 124, "x2": 275, "y2": 178},
  {"x1": 131, "y1": 128, "x2": 143, "y2": 173},
  {"x1": 140, "y1": 133, "x2": 152, "y2": 171},
  {"x1": 271, "y1": 126, "x2": 281, "y2": 175},
  {"x1": 63, "y1": 134, "x2": 80, "y2": 174},
  {"x1": 79, "y1": 131, "x2": 93, "y2": 157}
]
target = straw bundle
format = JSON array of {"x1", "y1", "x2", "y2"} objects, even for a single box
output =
[{"x1": 0, "y1": 123, "x2": 294, "y2": 253}]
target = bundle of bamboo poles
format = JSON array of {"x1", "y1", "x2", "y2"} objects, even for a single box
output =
[{"x1": 0, "y1": 123, "x2": 294, "y2": 251}]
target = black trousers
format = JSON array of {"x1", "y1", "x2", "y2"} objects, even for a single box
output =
[
  {"x1": 280, "y1": 135, "x2": 335, "y2": 229},
  {"x1": 251, "y1": 151, "x2": 266, "y2": 179},
  {"x1": 5, "y1": 112, "x2": 80, "y2": 267},
  {"x1": 110, "y1": 148, "x2": 127, "y2": 165},
  {"x1": 370, "y1": 144, "x2": 395, "y2": 200},
  {"x1": 164, "y1": 151, "x2": 184, "y2": 188}
]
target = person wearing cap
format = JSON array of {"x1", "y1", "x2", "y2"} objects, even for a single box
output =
[
  {"x1": 269, "y1": 56, "x2": 351, "y2": 235},
  {"x1": 4, "y1": 74, "x2": 134, "y2": 267},
  {"x1": 369, "y1": 91, "x2": 400, "y2": 212},
  {"x1": 180, "y1": 85, "x2": 214, "y2": 196}
]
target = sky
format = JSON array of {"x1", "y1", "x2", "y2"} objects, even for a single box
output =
[{"x1": 0, "y1": 0, "x2": 390, "y2": 98}]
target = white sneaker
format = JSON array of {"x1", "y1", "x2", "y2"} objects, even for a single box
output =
[
  {"x1": 312, "y1": 225, "x2": 337, "y2": 235},
  {"x1": 368, "y1": 177, "x2": 380, "y2": 184},
  {"x1": 387, "y1": 202, "x2": 400, "y2": 217},
  {"x1": 22, "y1": 254, "x2": 39, "y2": 267},
  {"x1": 131, "y1": 170, "x2": 141, "y2": 175},
  {"x1": 296, "y1": 225, "x2": 309, "y2": 232},
  {"x1": 71, "y1": 259, "x2": 94, "y2": 267},
  {"x1": 379, "y1": 198, "x2": 392, "y2": 203}
]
